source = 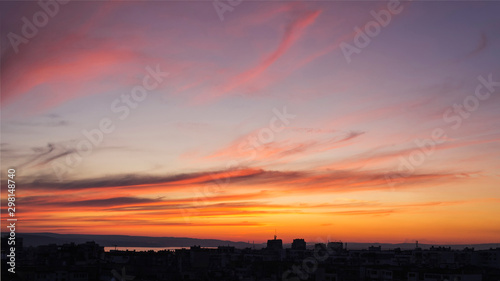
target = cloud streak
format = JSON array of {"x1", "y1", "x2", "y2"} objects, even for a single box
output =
[{"x1": 199, "y1": 8, "x2": 321, "y2": 102}]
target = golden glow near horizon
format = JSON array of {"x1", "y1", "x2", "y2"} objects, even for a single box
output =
[{"x1": 1, "y1": 1, "x2": 500, "y2": 244}]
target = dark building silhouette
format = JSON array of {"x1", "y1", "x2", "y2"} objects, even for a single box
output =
[
  {"x1": 3, "y1": 235, "x2": 500, "y2": 281},
  {"x1": 327, "y1": 241, "x2": 343, "y2": 252},
  {"x1": 266, "y1": 234, "x2": 283, "y2": 251},
  {"x1": 315, "y1": 242, "x2": 327, "y2": 252},
  {"x1": 291, "y1": 238, "x2": 306, "y2": 250}
]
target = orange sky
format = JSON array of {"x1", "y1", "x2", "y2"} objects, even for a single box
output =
[{"x1": 1, "y1": 1, "x2": 500, "y2": 244}]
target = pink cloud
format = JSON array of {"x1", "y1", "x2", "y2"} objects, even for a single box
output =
[
  {"x1": 196, "y1": 9, "x2": 322, "y2": 102},
  {"x1": 1, "y1": 2, "x2": 179, "y2": 114}
]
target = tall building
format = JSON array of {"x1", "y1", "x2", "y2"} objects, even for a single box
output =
[
  {"x1": 327, "y1": 241, "x2": 343, "y2": 252},
  {"x1": 266, "y1": 234, "x2": 283, "y2": 251},
  {"x1": 292, "y1": 239, "x2": 306, "y2": 250}
]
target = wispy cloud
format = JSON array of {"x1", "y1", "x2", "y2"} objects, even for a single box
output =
[
  {"x1": 197, "y1": 8, "x2": 321, "y2": 102},
  {"x1": 207, "y1": 129, "x2": 364, "y2": 163}
]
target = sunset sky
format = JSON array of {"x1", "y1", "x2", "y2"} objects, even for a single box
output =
[{"x1": 1, "y1": 1, "x2": 500, "y2": 244}]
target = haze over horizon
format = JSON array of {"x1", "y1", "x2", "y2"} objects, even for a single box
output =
[
  {"x1": 1, "y1": 1, "x2": 500, "y2": 245},
  {"x1": 14, "y1": 232, "x2": 500, "y2": 249}
]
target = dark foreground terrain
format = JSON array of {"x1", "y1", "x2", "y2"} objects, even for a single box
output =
[{"x1": 2, "y1": 235, "x2": 500, "y2": 281}]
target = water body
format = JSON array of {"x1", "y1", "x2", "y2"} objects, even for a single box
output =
[{"x1": 104, "y1": 246, "x2": 217, "y2": 252}]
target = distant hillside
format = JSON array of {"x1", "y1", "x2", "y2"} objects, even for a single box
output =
[
  {"x1": 10, "y1": 233, "x2": 264, "y2": 249},
  {"x1": 321, "y1": 242, "x2": 500, "y2": 251},
  {"x1": 4, "y1": 233, "x2": 499, "y2": 251}
]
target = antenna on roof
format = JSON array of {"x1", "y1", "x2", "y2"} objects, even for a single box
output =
[{"x1": 274, "y1": 229, "x2": 277, "y2": 240}]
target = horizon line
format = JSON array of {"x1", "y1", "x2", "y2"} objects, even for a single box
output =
[{"x1": 6, "y1": 232, "x2": 500, "y2": 246}]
